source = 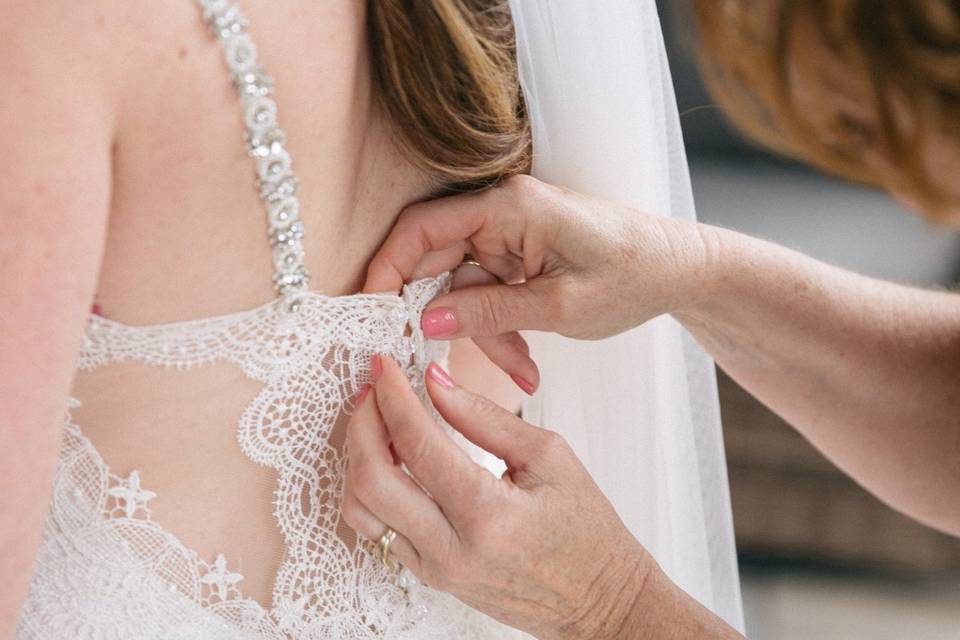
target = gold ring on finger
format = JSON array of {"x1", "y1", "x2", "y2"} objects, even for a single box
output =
[
  {"x1": 460, "y1": 253, "x2": 483, "y2": 269},
  {"x1": 377, "y1": 527, "x2": 399, "y2": 572}
]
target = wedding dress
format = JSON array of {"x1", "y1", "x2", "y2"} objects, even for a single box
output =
[
  {"x1": 15, "y1": 2, "x2": 523, "y2": 638},
  {"x1": 17, "y1": 0, "x2": 743, "y2": 637}
]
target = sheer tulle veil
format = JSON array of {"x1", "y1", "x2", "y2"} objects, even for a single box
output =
[{"x1": 506, "y1": 0, "x2": 745, "y2": 630}]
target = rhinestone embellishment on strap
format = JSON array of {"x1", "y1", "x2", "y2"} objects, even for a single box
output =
[{"x1": 197, "y1": 0, "x2": 310, "y2": 304}]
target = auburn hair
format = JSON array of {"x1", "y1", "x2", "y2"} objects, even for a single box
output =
[
  {"x1": 689, "y1": 0, "x2": 960, "y2": 219},
  {"x1": 367, "y1": 0, "x2": 531, "y2": 192}
]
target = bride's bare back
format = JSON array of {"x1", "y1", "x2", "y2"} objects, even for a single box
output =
[{"x1": 77, "y1": 0, "x2": 433, "y2": 607}]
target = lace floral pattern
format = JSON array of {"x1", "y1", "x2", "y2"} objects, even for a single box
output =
[{"x1": 18, "y1": 277, "x2": 524, "y2": 639}]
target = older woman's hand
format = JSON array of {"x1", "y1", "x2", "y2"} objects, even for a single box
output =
[
  {"x1": 362, "y1": 175, "x2": 716, "y2": 392},
  {"x1": 342, "y1": 355, "x2": 654, "y2": 640}
]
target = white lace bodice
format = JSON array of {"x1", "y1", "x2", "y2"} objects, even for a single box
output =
[{"x1": 16, "y1": 2, "x2": 524, "y2": 638}]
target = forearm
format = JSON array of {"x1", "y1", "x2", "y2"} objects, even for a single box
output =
[{"x1": 676, "y1": 224, "x2": 960, "y2": 534}]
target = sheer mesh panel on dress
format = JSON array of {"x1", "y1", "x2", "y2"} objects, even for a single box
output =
[{"x1": 71, "y1": 359, "x2": 284, "y2": 608}]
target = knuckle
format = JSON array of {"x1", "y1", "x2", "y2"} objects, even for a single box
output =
[
  {"x1": 396, "y1": 199, "x2": 429, "y2": 226},
  {"x1": 505, "y1": 174, "x2": 564, "y2": 215},
  {"x1": 471, "y1": 288, "x2": 507, "y2": 336},
  {"x1": 391, "y1": 205, "x2": 433, "y2": 252},
  {"x1": 538, "y1": 428, "x2": 569, "y2": 458},
  {"x1": 400, "y1": 429, "x2": 433, "y2": 471},
  {"x1": 499, "y1": 286, "x2": 531, "y2": 326},
  {"x1": 463, "y1": 391, "x2": 506, "y2": 425},
  {"x1": 503, "y1": 174, "x2": 541, "y2": 201}
]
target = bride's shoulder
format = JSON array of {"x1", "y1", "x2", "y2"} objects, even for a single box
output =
[
  {"x1": 1, "y1": 1, "x2": 126, "y2": 102},
  {"x1": 2, "y1": 1, "x2": 199, "y2": 102},
  {"x1": 3, "y1": 1, "x2": 120, "y2": 54}
]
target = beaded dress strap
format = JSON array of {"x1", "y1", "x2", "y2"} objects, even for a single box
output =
[{"x1": 196, "y1": 0, "x2": 310, "y2": 308}]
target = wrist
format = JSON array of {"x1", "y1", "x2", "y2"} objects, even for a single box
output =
[
  {"x1": 605, "y1": 552, "x2": 659, "y2": 640},
  {"x1": 612, "y1": 558, "x2": 664, "y2": 640},
  {"x1": 616, "y1": 561, "x2": 746, "y2": 640},
  {"x1": 670, "y1": 222, "x2": 747, "y2": 328},
  {"x1": 631, "y1": 216, "x2": 736, "y2": 325},
  {"x1": 550, "y1": 544, "x2": 656, "y2": 640},
  {"x1": 679, "y1": 222, "x2": 735, "y2": 315}
]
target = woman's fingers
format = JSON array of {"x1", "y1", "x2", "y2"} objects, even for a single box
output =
[
  {"x1": 423, "y1": 361, "x2": 555, "y2": 483},
  {"x1": 354, "y1": 357, "x2": 660, "y2": 638},
  {"x1": 371, "y1": 357, "x2": 491, "y2": 524},
  {"x1": 470, "y1": 332, "x2": 539, "y2": 395},
  {"x1": 362, "y1": 190, "x2": 493, "y2": 293},
  {"x1": 421, "y1": 277, "x2": 560, "y2": 339},
  {"x1": 448, "y1": 263, "x2": 540, "y2": 393},
  {"x1": 340, "y1": 489, "x2": 422, "y2": 575},
  {"x1": 408, "y1": 244, "x2": 468, "y2": 282},
  {"x1": 344, "y1": 384, "x2": 454, "y2": 557},
  {"x1": 361, "y1": 175, "x2": 566, "y2": 343}
]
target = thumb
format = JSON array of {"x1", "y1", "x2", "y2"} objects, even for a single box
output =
[
  {"x1": 422, "y1": 361, "x2": 555, "y2": 481},
  {"x1": 420, "y1": 279, "x2": 560, "y2": 340}
]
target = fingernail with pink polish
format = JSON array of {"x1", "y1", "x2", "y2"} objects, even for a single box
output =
[
  {"x1": 421, "y1": 308, "x2": 458, "y2": 338},
  {"x1": 371, "y1": 355, "x2": 383, "y2": 381},
  {"x1": 511, "y1": 374, "x2": 535, "y2": 395},
  {"x1": 427, "y1": 362, "x2": 456, "y2": 389}
]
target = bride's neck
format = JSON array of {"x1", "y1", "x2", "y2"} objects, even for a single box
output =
[{"x1": 246, "y1": 0, "x2": 436, "y2": 293}]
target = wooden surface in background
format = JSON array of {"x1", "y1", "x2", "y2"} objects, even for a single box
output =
[{"x1": 718, "y1": 371, "x2": 960, "y2": 576}]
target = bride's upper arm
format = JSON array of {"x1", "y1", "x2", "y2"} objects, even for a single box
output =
[{"x1": 0, "y1": 3, "x2": 114, "y2": 631}]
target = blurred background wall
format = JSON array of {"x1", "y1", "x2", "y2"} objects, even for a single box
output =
[{"x1": 656, "y1": 3, "x2": 960, "y2": 638}]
